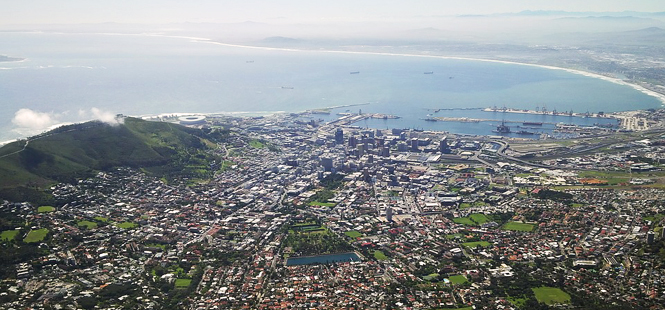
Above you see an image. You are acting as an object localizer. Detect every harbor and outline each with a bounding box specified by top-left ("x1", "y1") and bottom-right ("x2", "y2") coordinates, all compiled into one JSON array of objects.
[{"x1": 483, "y1": 106, "x2": 614, "y2": 118}]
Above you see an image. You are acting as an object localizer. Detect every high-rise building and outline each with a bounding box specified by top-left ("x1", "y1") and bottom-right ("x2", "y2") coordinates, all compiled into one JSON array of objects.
[
  {"x1": 381, "y1": 146, "x2": 390, "y2": 157},
  {"x1": 320, "y1": 157, "x2": 333, "y2": 172},
  {"x1": 411, "y1": 138, "x2": 419, "y2": 152},
  {"x1": 335, "y1": 128, "x2": 344, "y2": 145},
  {"x1": 348, "y1": 136, "x2": 358, "y2": 148},
  {"x1": 439, "y1": 137, "x2": 449, "y2": 153},
  {"x1": 357, "y1": 144, "x2": 365, "y2": 158},
  {"x1": 397, "y1": 142, "x2": 408, "y2": 152},
  {"x1": 386, "y1": 207, "x2": 393, "y2": 222},
  {"x1": 647, "y1": 231, "x2": 655, "y2": 244}
]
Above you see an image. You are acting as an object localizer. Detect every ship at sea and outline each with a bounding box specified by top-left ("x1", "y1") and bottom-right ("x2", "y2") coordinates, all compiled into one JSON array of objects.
[
  {"x1": 350, "y1": 71, "x2": 360, "y2": 74},
  {"x1": 424, "y1": 71, "x2": 434, "y2": 74},
  {"x1": 493, "y1": 120, "x2": 511, "y2": 133},
  {"x1": 522, "y1": 122, "x2": 543, "y2": 126}
]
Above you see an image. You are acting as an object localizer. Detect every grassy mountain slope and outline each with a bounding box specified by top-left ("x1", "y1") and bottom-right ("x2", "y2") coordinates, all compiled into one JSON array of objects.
[{"x1": 0, "y1": 117, "x2": 225, "y2": 203}]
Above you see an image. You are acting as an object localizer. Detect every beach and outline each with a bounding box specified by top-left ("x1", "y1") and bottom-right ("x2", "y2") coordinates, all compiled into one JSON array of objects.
[{"x1": 153, "y1": 33, "x2": 665, "y2": 106}]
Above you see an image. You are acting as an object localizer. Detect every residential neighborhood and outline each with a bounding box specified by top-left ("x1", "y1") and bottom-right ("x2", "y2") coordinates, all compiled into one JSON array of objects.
[{"x1": 2, "y1": 110, "x2": 665, "y2": 309}]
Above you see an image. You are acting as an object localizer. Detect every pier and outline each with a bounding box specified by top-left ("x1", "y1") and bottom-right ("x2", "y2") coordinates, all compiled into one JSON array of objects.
[
  {"x1": 424, "y1": 117, "x2": 563, "y2": 126},
  {"x1": 483, "y1": 107, "x2": 613, "y2": 119}
]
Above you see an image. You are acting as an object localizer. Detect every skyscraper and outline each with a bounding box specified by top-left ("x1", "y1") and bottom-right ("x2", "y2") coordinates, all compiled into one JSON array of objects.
[
  {"x1": 439, "y1": 137, "x2": 449, "y2": 153},
  {"x1": 335, "y1": 128, "x2": 344, "y2": 145}
]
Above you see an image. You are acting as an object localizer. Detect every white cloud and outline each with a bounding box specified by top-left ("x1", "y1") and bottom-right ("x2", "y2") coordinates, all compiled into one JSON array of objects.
[
  {"x1": 77, "y1": 107, "x2": 123, "y2": 125},
  {"x1": 11, "y1": 108, "x2": 58, "y2": 130},
  {"x1": 90, "y1": 107, "x2": 123, "y2": 125}
]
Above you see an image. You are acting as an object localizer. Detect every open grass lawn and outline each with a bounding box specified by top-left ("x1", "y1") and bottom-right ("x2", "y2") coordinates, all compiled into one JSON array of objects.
[
  {"x1": 453, "y1": 217, "x2": 475, "y2": 226},
  {"x1": 459, "y1": 203, "x2": 472, "y2": 209},
  {"x1": 24, "y1": 228, "x2": 48, "y2": 243},
  {"x1": 373, "y1": 250, "x2": 388, "y2": 261},
  {"x1": 344, "y1": 231, "x2": 362, "y2": 238},
  {"x1": 470, "y1": 213, "x2": 490, "y2": 224},
  {"x1": 532, "y1": 287, "x2": 571, "y2": 305},
  {"x1": 448, "y1": 275, "x2": 469, "y2": 285},
  {"x1": 578, "y1": 171, "x2": 632, "y2": 185},
  {"x1": 78, "y1": 220, "x2": 98, "y2": 229},
  {"x1": 462, "y1": 241, "x2": 490, "y2": 248},
  {"x1": 175, "y1": 278, "x2": 192, "y2": 288},
  {"x1": 503, "y1": 222, "x2": 535, "y2": 232},
  {"x1": 453, "y1": 213, "x2": 490, "y2": 226},
  {"x1": 115, "y1": 222, "x2": 138, "y2": 229},
  {"x1": 309, "y1": 201, "x2": 336, "y2": 207},
  {"x1": 38, "y1": 206, "x2": 55, "y2": 213},
  {"x1": 1, "y1": 230, "x2": 19, "y2": 241},
  {"x1": 249, "y1": 139, "x2": 266, "y2": 148},
  {"x1": 94, "y1": 216, "x2": 108, "y2": 222}
]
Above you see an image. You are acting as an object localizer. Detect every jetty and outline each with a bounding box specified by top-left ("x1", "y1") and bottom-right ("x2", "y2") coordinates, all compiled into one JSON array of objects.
[{"x1": 483, "y1": 107, "x2": 613, "y2": 119}]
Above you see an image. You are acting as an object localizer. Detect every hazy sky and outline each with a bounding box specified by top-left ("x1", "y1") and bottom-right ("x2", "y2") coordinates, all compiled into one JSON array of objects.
[{"x1": 2, "y1": 0, "x2": 664, "y2": 25}]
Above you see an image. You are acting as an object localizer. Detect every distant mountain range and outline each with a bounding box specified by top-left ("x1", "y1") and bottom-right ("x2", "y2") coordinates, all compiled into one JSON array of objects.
[
  {"x1": 491, "y1": 10, "x2": 665, "y2": 17},
  {"x1": 0, "y1": 55, "x2": 24, "y2": 62}
]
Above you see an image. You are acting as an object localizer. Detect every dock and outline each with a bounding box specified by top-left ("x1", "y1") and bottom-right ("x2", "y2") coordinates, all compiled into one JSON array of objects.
[{"x1": 483, "y1": 107, "x2": 613, "y2": 119}]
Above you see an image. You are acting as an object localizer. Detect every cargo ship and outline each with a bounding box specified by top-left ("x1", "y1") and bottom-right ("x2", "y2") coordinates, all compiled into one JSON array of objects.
[
  {"x1": 522, "y1": 122, "x2": 543, "y2": 126},
  {"x1": 424, "y1": 71, "x2": 434, "y2": 74},
  {"x1": 350, "y1": 71, "x2": 360, "y2": 74}
]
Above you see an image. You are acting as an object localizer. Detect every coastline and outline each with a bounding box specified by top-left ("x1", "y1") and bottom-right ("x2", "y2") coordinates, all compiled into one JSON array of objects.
[
  {"x1": 152, "y1": 34, "x2": 665, "y2": 107},
  {"x1": 1, "y1": 32, "x2": 663, "y2": 145}
]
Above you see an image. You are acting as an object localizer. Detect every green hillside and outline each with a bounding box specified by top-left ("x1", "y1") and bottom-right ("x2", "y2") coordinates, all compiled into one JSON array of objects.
[{"x1": 0, "y1": 117, "x2": 227, "y2": 204}]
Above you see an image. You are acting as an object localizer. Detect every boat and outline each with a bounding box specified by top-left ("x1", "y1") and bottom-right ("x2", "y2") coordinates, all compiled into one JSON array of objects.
[
  {"x1": 493, "y1": 120, "x2": 511, "y2": 133},
  {"x1": 423, "y1": 118, "x2": 438, "y2": 122},
  {"x1": 350, "y1": 71, "x2": 360, "y2": 74},
  {"x1": 522, "y1": 122, "x2": 542, "y2": 126},
  {"x1": 516, "y1": 130, "x2": 536, "y2": 135},
  {"x1": 424, "y1": 71, "x2": 434, "y2": 74},
  {"x1": 281, "y1": 86, "x2": 294, "y2": 89}
]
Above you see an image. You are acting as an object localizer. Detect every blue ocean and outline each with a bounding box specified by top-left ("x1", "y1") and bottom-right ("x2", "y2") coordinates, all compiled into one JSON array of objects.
[{"x1": 0, "y1": 32, "x2": 662, "y2": 142}]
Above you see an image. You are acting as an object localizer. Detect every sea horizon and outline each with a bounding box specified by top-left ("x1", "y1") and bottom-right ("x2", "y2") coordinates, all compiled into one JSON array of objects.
[{"x1": 0, "y1": 31, "x2": 662, "y2": 143}]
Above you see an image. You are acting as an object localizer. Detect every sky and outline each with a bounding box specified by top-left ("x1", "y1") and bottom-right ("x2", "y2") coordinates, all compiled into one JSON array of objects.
[{"x1": 2, "y1": 0, "x2": 664, "y2": 25}]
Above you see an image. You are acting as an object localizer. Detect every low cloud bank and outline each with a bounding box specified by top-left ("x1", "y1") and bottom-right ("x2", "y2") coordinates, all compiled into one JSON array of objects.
[
  {"x1": 12, "y1": 107, "x2": 123, "y2": 136},
  {"x1": 12, "y1": 108, "x2": 59, "y2": 130}
]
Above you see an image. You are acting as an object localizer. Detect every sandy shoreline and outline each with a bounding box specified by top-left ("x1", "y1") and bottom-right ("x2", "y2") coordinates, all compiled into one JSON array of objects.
[{"x1": 157, "y1": 34, "x2": 665, "y2": 107}]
